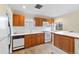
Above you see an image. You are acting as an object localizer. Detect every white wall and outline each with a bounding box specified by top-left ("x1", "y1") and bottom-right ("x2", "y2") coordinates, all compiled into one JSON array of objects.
[{"x1": 55, "y1": 10, "x2": 79, "y2": 32}]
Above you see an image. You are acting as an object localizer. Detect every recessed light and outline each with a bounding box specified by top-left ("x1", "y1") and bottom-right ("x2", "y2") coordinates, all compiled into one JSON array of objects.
[{"x1": 22, "y1": 5, "x2": 26, "y2": 9}]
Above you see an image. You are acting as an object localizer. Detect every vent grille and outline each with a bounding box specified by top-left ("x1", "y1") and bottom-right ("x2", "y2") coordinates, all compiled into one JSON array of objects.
[{"x1": 35, "y1": 4, "x2": 42, "y2": 9}]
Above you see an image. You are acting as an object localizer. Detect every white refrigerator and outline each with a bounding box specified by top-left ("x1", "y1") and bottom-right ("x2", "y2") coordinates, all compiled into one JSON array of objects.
[{"x1": 0, "y1": 16, "x2": 11, "y2": 54}]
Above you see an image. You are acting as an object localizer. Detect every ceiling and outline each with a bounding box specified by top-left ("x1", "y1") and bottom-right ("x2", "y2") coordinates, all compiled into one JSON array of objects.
[{"x1": 8, "y1": 4, "x2": 79, "y2": 17}]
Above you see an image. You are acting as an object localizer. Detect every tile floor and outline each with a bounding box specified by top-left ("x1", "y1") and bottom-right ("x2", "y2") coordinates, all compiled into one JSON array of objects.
[{"x1": 13, "y1": 42, "x2": 67, "y2": 54}]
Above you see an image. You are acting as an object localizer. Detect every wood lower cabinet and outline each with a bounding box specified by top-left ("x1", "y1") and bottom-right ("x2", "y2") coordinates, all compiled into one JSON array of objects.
[
  {"x1": 24, "y1": 33, "x2": 45, "y2": 48},
  {"x1": 54, "y1": 34, "x2": 74, "y2": 54},
  {"x1": 36, "y1": 33, "x2": 45, "y2": 44},
  {"x1": 24, "y1": 35, "x2": 31, "y2": 48},
  {"x1": 31, "y1": 34, "x2": 37, "y2": 47}
]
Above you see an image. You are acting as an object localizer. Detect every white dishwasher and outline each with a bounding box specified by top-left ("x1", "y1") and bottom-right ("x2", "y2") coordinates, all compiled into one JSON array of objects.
[{"x1": 12, "y1": 35, "x2": 24, "y2": 51}]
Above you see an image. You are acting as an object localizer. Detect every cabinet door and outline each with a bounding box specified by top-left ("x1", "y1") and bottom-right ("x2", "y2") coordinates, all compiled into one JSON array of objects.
[
  {"x1": 13, "y1": 14, "x2": 24, "y2": 26},
  {"x1": 62, "y1": 36, "x2": 74, "y2": 54},
  {"x1": 19, "y1": 15, "x2": 24, "y2": 26},
  {"x1": 31, "y1": 34, "x2": 37, "y2": 47},
  {"x1": 24, "y1": 35, "x2": 31, "y2": 48},
  {"x1": 40, "y1": 33, "x2": 45, "y2": 44},
  {"x1": 24, "y1": 33, "x2": 45, "y2": 48},
  {"x1": 37, "y1": 33, "x2": 45, "y2": 45},
  {"x1": 48, "y1": 18, "x2": 54, "y2": 24},
  {"x1": 24, "y1": 34, "x2": 37, "y2": 48},
  {"x1": 54, "y1": 34, "x2": 62, "y2": 49},
  {"x1": 13, "y1": 15, "x2": 19, "y2": 26},
  {"x1": 54, "y1": 34, "x2": 74, "y2": 54},
  {"x1": 34, "y1": 17, "x2": 43, "y2": 26}
]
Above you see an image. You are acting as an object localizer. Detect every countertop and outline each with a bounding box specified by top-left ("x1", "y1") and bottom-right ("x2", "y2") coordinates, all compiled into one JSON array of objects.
[
  {"x1": 11, "y1": 30, "x2": 79, "y2": 39},
  {"x1": 11, "y1": 31, "x2": 44, "y2": 36},
  {"x1": 51, "y1": 31, "x2": 79, "y2": 39}
]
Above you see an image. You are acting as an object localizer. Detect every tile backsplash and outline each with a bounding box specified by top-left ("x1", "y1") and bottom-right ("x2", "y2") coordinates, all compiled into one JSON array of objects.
[
  {"x1": 25, "y1": 20, "x2": 44, "y2": 33},
  {"x1": 13, "y1": 26, "x2": 25, "y2": 34}
]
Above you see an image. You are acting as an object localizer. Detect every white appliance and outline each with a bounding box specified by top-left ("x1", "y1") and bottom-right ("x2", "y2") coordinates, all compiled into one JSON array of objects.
[
  {"x1": 43, "y1": 21, "x2": 54, "y2": 43},
  {"x1": 12, "y1": 27, "x2": 25, "y2": 50},
  {"x1": 45, "y1": 31, "x2": 51, "y2": 42},
  {"x1": 0, "y1": 16, "x2": 10, "y2": 54},
  {"x1": 75, "y1": 39, "x2": 79, "y2": 54},
  {"x1": 43, "y1": 27, "x2": 51, "y2": 42},
  {"x1": 13, "y1": 35, "x2": 24, "y2": 50}
]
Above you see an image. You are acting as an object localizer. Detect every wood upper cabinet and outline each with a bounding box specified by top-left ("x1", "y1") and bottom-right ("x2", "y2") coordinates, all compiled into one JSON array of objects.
[
  {"x1": 13, "y1": 14, "x2": 25, "y2": 26},
  {"x1": 34, "y1": 17, "x2": 43, "y2": 26},
  {"x1": 13, "y1": 15, "x2": 18, "y2": 26},
  {"x1": 24, "y1": 33, "x2": 45, "y2": 48},
  {"x1": 34, "y1": 16, "x2": 54, "y2": 26},
  {"x1": 54, "y1": 34, "x2": 74, "y2": 54},
  {"x1": 19, "y1": 15, "x2": 25, "y2": 26},
  {"x1": 48, "y1": 18, "x2": 54, "y2": 24}
]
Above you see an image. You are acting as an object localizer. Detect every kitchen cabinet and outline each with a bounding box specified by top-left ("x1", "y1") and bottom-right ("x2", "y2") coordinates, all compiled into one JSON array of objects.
[
  {"x1": 48, "y1": 18, "x2": 54, "y2": 24},
  {"x1": 13, "y1": 14, "x2": 25, "y2": 26},
  {"x1": 54, "y1": 34, "x2": 61, "y2": 49},
  {"x1": 24, "y1": 33, "x2": 45, "y2": 48},
  {"x1": 34, "y1": 16, "x2": 54, "y2": 26},
  {"x1": 24, "y1": 34, "x2": 37, "y2": 48},
  {"x1": 36, "y1": 33, "x2": 45, "y2": 44},
  {"x1": 31, "y1": 34, "x2": 37, "y2": 47},
  {"x1": 62, "y1": 36, "x2": 74, "y2": 53},
  {"x1": 34, "y1": 17, "x2": 43, "y2": 26},
  {"x1": 24, "y1": 35, "x2": 32, "y2": 48},
  {"x1": 54, "y1": 34, "x2": 74, "y2": 54}
]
